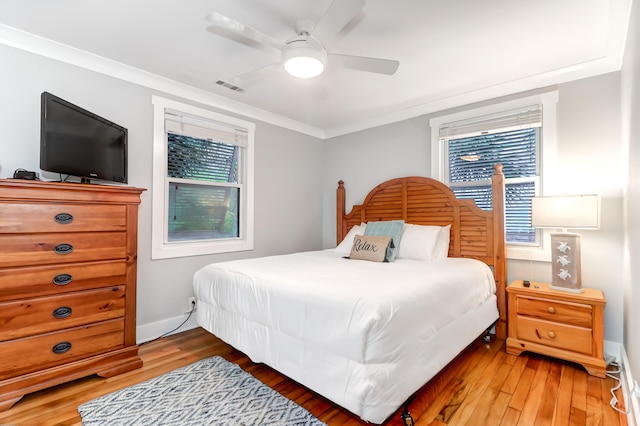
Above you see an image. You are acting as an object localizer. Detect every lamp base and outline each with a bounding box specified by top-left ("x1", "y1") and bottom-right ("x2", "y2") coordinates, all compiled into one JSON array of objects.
[
  {"x1": 549, "y1": 284, "x2": 585, "y2": 294},
  {"x1": 550, "y1": 232, "x2": 582, "y2": 292}
]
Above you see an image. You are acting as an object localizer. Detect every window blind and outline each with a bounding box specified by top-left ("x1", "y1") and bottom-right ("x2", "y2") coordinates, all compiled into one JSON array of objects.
[
  {"x1": 167, "y1": 134, "x2": 238, "y2": 183},
  {"x1": 451, "y1": 180, "x2": 536, "y2": 243},
  {"x1": 448, "y1": 128, "x2": 538, "y2": 182},
  {"x1": 165, "y1": 110, "x2": 248, "y2": 148},
  {"x1": 439, "y1": 105, "x2": 542, "y2": 141},
  {"x1": 446, "y1": 126, "x2": 539, "y2": 245}
]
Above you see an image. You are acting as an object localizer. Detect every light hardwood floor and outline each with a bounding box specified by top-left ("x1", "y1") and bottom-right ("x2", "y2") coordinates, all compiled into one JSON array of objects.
[{"x1": 0, "y1": 327, "x2": 628, "y2": 426}]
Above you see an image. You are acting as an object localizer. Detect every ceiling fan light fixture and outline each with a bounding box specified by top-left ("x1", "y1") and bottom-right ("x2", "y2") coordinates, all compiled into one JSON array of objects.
[{"x1": 283, "y1": 40, "x2": 327, "y2": 79}]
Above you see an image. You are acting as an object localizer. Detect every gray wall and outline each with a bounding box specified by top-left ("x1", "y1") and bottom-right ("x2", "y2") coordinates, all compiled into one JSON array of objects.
[
  {"x1": 622, "y1": 0, "x2": 640, "y2": 402},
  {"x1": 322, "y1": 73, "x2": 625, "y2": 347},
  {"x1": 0, "y1": 43, "x2": 324, "y2": 340}
]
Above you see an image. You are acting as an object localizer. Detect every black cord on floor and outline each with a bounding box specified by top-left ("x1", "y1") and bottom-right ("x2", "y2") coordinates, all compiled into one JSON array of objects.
[{"x1": 140, "y1": 303, "x2": 196, "y2": 346}]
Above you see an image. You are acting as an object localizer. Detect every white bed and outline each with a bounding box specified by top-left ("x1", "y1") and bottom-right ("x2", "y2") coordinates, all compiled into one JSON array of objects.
[
  {"x1": 194, "y1": 250, "x2": 498, "y2": 423},
  {"x1": 193, "y1": 168, "x2": 507, "y2": 424}
]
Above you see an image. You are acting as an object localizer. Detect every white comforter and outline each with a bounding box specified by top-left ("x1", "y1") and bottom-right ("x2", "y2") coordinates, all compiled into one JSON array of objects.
[{"x1": 193, "y1": 250, "x2": 497, "y2": 423}]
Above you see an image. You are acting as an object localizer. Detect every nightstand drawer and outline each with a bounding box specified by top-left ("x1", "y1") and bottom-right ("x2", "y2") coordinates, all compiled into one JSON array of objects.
[
  {"x1": 0, "y1": 286, "x2": 126, "y2": 341},
  {"x1": 516, "y1": 296, "x2": 592, "y2": 327},
  {"x1": 0, "y1": 319, "x2": 125, "y2": 381},
  {"x1": 516, "y1": 316, "x2": 593, "y2": 355}
]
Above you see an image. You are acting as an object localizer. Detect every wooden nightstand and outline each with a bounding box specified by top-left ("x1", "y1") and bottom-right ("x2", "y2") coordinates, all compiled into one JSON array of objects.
[{"x1": 506, "y1": 280, "x2": 606, "y2": 378}]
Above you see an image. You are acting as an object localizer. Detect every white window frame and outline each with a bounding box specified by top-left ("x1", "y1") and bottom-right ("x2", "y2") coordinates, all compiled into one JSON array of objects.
[
  {"x1": 151, "y1": 96, "x2": 255, "y2": 259},
  {"x1": 430, "y1": 91, "x2": 559, "y2": 261}
]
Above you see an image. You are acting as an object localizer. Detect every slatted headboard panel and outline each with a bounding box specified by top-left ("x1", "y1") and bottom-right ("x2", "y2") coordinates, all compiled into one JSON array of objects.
[{"x1": 336, "y1": 164, "x2": 507, "y2": 339}]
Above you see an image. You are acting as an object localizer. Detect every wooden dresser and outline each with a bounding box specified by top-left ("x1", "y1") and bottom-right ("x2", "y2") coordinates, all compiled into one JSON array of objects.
[
  {"x1": 0, "y1": 179, "x2": 145, "y2": 410},
  {"x1": 506, "y1": 280, "x2": 606, "y2": 378}
]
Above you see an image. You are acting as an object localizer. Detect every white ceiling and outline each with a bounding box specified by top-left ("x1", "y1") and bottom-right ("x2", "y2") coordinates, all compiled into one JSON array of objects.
[{"x1": 0, "y1": 0, "x2": 631, "y2": 138}]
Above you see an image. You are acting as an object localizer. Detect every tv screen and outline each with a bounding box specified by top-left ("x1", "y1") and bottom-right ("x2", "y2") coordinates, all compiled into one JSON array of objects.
[{"x1": 40, "y1": 92, "x2": 128, "y2": 184}]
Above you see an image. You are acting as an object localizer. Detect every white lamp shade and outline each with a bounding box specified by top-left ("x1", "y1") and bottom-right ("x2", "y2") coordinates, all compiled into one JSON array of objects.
[{"x1": 531, "y1": 194, "x2": 600, "y2": 229}]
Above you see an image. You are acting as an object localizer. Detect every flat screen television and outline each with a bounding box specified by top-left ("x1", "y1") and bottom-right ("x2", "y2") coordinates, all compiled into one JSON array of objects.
[{"x1": 40, "y1": 92, "x2": 128, "y2": 184}]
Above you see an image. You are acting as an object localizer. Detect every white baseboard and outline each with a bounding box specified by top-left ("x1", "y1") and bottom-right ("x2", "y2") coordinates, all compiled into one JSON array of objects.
[
  {"x1": 621, "y1": 345, "x2": 640, "y2": 426},
  {"x1": 136, "y1": 312, "x2": 199, "y2": 344}
]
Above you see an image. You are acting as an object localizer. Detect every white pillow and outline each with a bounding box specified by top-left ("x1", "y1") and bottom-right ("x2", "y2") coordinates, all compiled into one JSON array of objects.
[
  {"x1": 335, "y1": 223, "x2": 367, "y2": 255},
  {"x1": 397, "y1": 224, "x2": 451, "y2": 261},
  {"x1": 432, "y1": 224, "x2": 452, "y2": 260}
]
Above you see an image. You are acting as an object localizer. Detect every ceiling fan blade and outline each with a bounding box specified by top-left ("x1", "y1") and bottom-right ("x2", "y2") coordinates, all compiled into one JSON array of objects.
[
  {"x1": 311, "y1": 0, "x2": 365, "y2": 44},
  {"x1": 205, "y1": 12, "x2": 285, "y2": 52},
  {"x1": 329, "y1": 54, "x2": 399, "y2": 75},
  {"x1": 223, "y1": 62, "x2": 281, "y2": 90}
]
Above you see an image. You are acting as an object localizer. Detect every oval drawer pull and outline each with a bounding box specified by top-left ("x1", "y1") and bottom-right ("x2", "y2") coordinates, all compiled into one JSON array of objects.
[
  {"x1": 548, "y1": 331, "x2": 556, "y2": 339},
  {"x1": 547, "y1": 307, "x2": 556, "y2": 314},
  {"x1": 54, "y1": 243, "x2": 74, "y2": 255},
  {"x1": 52, "y1": 306, "x2": 72, "y2": 319},
  {"x1": 53, "y1": 274, "x2": 73, "y2": 286},
  {"x1": 54, "y1": 213, "x2": 74, "y2": 224},
  {"x1": 52, "y1": 341, "x2": 72, "y2": 354}
]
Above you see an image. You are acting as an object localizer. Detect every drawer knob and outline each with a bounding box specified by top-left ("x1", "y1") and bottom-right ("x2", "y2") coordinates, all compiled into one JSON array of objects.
[
  {"x1": 53, "y1": 274, "x2": 73, "y2": 286},
  {"x1": 53, "y1": 306, "x2": 72, "y2": 319},
  {"x1": 547, "y1": 307, "x2": 556, "y2": 314},
  {"x1": 54, "y1": 213, "x2": 74, "y2": 224},
  {"x1": 548, "y1": 331, "x2": 556, "y2": 339},
  {"x1": 52, "y1": 341, "x2": 72, "y2": 354},
  {"x1": 54, "y1": 243, "x2": 74, "y2": 255}
]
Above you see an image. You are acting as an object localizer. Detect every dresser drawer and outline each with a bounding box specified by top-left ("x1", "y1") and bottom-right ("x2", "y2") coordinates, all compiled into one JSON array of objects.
[
  {"x1": 0, "y1": 286, "x2": 125, "y2": 341},
  {"x1": 516, "y1": 296, "x2": 592, "y2": 328},
  {"x1": 0, "y1": 203, "x2": 127, "y2": 233},
  {"x1": 515, "y1": 316, "x2": 593, "y2": 355},
  {"x1": 0, "y1": 232, "x2": 127, "y2": 267},
  {"x1": 0, "y1": 319, "x2": 125, "y2": 380},
  {"x1": 0, "y1": 260, "x2": 126, "y2": 301}
]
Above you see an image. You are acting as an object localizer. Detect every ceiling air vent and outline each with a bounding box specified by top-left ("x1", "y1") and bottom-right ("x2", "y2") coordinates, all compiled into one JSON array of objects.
[{"x1": 215, "y1": 80, "x2": 244, "y2": 93}]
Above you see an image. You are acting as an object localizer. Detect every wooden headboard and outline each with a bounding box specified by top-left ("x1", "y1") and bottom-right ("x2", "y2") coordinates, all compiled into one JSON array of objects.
[{"x1": 336, "y1": 164, "x2": 507, "y2": 339}]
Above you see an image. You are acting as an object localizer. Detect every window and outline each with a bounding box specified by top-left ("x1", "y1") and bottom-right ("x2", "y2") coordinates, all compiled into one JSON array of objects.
[
  {"x1": 445, "y1": 107, "x2": 541, "y2": 244},
  {"x1": 152, "y1": 96, "x2": 255, "y2": 259},
  {"x1": 430, "y1": 92, "x2": 558, "y2": 258}
]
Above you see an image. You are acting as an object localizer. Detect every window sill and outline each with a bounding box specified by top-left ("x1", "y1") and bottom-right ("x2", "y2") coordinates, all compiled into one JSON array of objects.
[
  {"x1": 507, "y1": 245, "x2": 548, "y2": 261},
  {"x1": 151, "y1": 239, "x2": 253, "y2": 260}
]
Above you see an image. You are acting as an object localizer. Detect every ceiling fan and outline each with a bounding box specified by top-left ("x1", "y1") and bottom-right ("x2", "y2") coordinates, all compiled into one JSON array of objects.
[{"x1": 205, "y1": 0, "x2": 399, "y2": 91}]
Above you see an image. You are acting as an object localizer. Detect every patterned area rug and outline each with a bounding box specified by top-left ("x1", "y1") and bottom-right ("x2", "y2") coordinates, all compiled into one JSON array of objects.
[{"x1": 78, "y1": 356, "x2": 326, "y2": 425}]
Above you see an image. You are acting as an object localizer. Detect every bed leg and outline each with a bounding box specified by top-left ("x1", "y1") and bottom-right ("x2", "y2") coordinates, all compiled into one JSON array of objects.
[
  {"x1": 483, "y1": 320, "x2": 498, "y2": 347},
  {"x1": 400, "y1": 400, "x2": 415, "y2": 426}
]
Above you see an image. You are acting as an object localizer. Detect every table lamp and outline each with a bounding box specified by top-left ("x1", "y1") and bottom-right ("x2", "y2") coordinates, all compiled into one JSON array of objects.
[{"x1": 531, "y1": 194, "x2": 600, "y2": 293}]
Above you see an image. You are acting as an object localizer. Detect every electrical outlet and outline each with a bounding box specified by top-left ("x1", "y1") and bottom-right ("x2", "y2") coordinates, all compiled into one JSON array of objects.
[{"x1": 186, "y1": 297, "x2": 197, "y2": 314}]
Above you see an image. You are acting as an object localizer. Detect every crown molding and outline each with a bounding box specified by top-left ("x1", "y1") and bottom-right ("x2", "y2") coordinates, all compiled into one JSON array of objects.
[{"x1": 324, "y1": 54, "x2": 622, "y2": 139}]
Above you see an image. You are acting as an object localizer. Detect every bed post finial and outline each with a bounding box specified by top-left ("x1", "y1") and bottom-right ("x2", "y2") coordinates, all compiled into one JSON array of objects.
[
  {"x1": 492, "y1": 163, "x2": 507, "y2": 340},
  {"x1": 337, "y1": 181, "x2": 346, "y2": 245}
]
